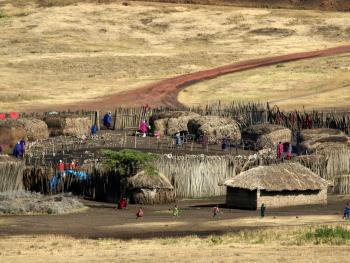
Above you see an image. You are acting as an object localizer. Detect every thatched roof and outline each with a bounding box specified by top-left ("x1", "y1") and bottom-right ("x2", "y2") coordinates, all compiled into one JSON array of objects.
[
  {"x1": 224, "y1": 163, "x2": 327, "y2": 191},
  {"x1": 300, "y1": 128, "x2": 344, "y2": 142},
  {"x1": 127, "y1": 170, "x2": 174, "y2": 190},
  {"x1": 242, "y1": 124, "x2": 291, "y2": 149}
]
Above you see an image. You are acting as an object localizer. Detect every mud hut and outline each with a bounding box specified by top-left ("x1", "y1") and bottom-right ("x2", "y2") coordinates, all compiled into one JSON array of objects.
[
  {"x1": 44, "y1": 116, "x2": 91, "y2": 137},
  {"x1": 224, "y1": 163, "x2": 327, "y2": 209},
  {"x1": 187, "y1": 116, "x2": 241, "y2": 144},
  {"x1": 127, "y1": 170, "x2": 175, "y2": 205},
  {"x1": 151, "y1": 111, "x2": 200, "y2": 136},
  {"x1": 242, "y1": 124, "x2": 291, "y2": 150},
  {"x1": 0, "y1": 155, "x2": 24, "y2": 192}
]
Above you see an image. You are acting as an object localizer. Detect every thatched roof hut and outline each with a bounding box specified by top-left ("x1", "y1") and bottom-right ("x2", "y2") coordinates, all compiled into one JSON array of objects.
[
  {"x1": 187, "y1": 115, "x2": 241, "y2": 144},
  {"x1": 151, "y1": 111, "x2": 200, "y2": 136},
  {"x1": 224, "y1": 163, "x2": 327, "y2": 209},
  {"x1": 127, "y1": 170, "x2": 175, "y2": 204},
  {"x1": 44, "y1": 116, "x2": 91, "y2": 137},
  {"x1": 242, "y1": 124, "x2": 291, "y2": 150},
  {"x1": 300, "y1": 128, "x2": 349, "y2": 153},
  {"x1": 0, "y1": 118, "x2": 49, "y2": 141}
]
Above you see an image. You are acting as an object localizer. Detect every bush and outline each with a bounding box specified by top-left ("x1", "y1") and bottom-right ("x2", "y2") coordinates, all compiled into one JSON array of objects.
[
  {"x1": 101, "y1": 149, "x2": 157, "y2": 176},
  {"x1": 36, "y1": 0, "x2": 78, "y2": 7},
  {"x1": 304, "y1": 226, "x2": 350, "y2": 245}
]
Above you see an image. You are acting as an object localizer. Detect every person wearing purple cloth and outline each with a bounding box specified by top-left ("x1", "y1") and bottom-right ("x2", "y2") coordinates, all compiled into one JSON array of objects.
[{"x1": 20, "y1": 138, "x2": 26, "y2": 156}]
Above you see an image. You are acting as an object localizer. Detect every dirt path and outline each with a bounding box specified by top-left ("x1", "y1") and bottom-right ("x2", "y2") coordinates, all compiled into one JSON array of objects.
[
  {"x1": 0, "y1": 195, "x2": 347, "y2": 239},
  {"x1": 36, "y1": 44, "x2": 350, "y2": 111}
]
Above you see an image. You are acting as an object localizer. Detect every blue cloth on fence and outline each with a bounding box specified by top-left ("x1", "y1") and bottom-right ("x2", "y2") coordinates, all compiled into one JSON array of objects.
[{"x1": 66, "y1": 170, "x2": 89, "y2": 181}]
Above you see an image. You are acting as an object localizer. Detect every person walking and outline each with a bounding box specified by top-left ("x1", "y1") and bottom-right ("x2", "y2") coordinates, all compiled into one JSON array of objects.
[
  {"x1": 175, "y1": 131, "x2": 182, "y2": 147},
  {"x1": 343, "y1": 203, "x2": 350, "y2": 220},
  {"x1": 286, "y1": 142, "x2": 292, "y2": 160},
  {"x1": 136, "y1": 207, "x2": 144, "y2": 219},
  {"x1": 213, "y1": 204, "x2": 220, "y2": 218},
  {"x1": 260, "y1": 203, "x2": 266, "y2": 218},
  {"x1": 172, "y1": 204, "x2": 179, "y2": 217},
  {"x1": 12, "y1": 141, "x2": 22, "y2": 159},
  {"x1": 103, "y1": 112, "x2": 112, "y2": 130}
]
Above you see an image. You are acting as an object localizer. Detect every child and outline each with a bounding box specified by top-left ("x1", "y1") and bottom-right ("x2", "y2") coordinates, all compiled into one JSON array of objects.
[
  {"x1": 172, "y1": 205, "x2": 179, "y2": 217},
  {"x1": 260, "y1": 203, "x2": 266, "y2": 218},
  {"x1": 213, "y1": 204, "x2": 220, "y2": 218},
  {"x1": 136, "y1": 207, "x2": 144, "y2": 219}
]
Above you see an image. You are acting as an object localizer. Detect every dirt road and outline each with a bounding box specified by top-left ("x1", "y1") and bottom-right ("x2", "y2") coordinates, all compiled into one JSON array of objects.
[{"x1": 46, "y1": 44, "x2": 350, "y2": 111}]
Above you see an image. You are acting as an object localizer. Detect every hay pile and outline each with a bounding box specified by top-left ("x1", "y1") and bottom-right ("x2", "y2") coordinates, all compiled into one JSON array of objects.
[
  {"x1": 0, "y1": 155, "x2": 24, "y2": 192},
  {"x1": 44, "y1": 116, "x2": 91, "y2": 137},
  {"x1": 224, "y1": 162, "x2": 327, "y2": 191},
  {"x1": 300, "y1": 128, "x2": 349, "y2": 153},
  {"x1": 0, "y1": 118, "x2": 48, "y2": 141},
  {"x1": 152, "y1": 111, "x2": 199, "y2": 136},
  {"x1": 0, "y1": 126, "x2": 26, "y2": 154},
  {"x1": 242, "y1": 124, "x2": 291, "y2": 149},
  {"x1": 187, "y1": 116, "x2": 241, "y2": 144},
  {"x1": 127, "y1": 170, "x2": 175, "y2": 204},
  {"x1": 0, "y1": 191, "x2": 85, "y2": 215}
]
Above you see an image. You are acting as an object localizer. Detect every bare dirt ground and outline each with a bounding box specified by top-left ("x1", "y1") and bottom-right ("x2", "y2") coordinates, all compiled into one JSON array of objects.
[
  {"x1": 1, "y1": 1, "x2": 350, "y2": 111},
  {"x1": 0, "y1": 195, "x2": 350, "y2": 262},
  {"x1": 0, "y1": 195, "x2": 349, "y2": 239}
]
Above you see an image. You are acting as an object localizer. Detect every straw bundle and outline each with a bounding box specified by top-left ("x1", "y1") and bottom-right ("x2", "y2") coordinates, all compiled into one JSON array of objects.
[
  {"x1": 0, "y1": 156, "x2": 24, "y2": 192},
  {"x1": 224, "y1": 163, "x2": 327, "y2": 191},
  {"x1": 44, "y1": 116, "x2": 91, "y2": 137},
  {"x1": 188, "y1": 116, "x2": 241, "y2": 144},
  {"x1": 242, "y1": 124, "x2": 291, "y2": 150}
]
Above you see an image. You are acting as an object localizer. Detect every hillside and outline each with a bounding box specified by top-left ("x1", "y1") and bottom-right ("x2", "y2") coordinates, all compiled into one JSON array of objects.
[{"x1": 0, "y1": 1, "x2": 349, "y2": 111}]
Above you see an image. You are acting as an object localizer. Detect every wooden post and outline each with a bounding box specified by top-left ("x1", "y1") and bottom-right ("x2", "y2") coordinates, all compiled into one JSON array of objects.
[
  {"x1": 134, "y1": 134, "x2": 137, "y2": 149},
  {"x1": 113, "y1": 108, "x2": 118, "y2": 130},
  {"x1": 95, "y1": 111, "x2": 100, "y2": 130}
]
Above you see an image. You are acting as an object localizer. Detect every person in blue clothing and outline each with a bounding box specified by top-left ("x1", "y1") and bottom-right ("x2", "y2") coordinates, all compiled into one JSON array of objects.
[
  {"x1": 103, "y1": 112, "x2": 112, "y2": 129},
  {"x1": 175, "y1": 131, "x2": 182, "y2": 146},
  {"x1": 13, "y1": 141, "x2": 22, "y2": 158},
  {"x1": 91, "y1": 124, "x2": 97, "y2": 135},
  {"x1": 343, "y1": 203, "x2": 350, "y2": 220}
]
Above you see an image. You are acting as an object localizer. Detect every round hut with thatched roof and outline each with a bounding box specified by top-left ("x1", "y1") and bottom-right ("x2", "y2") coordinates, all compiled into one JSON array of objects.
[
  {"x1": 242, "y1": 123, "x2": 291, "y2": 150},
  {"x1": 127, "y1": 170, "x2": 175, "y2": 205},
  {"x1": 224, "y1": 163, "x2": 327, "y2": 210}
]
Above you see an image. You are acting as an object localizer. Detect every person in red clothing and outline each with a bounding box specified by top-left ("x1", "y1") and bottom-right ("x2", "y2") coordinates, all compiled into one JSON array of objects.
[
  {"x1": 117, "y1": 198, "x2": 128, "y2": 209},
  {"x1": 277, "y1": 142, "x2": 284, "y2": 159},
  {"x1": 57, "y1": 160, "x2": 65, "y2": 177},
  {"x1": 136, "y1": 207, "x2": 144, "y2": 219}
]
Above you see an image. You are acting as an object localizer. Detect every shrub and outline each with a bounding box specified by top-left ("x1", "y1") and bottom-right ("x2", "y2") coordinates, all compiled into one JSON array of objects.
[
  {"x1": 0, "y1": 8, "x2": 6, "y2": 18},
  {"x1": 304, "y1": 226, "x2": 350, "y2": 245}
]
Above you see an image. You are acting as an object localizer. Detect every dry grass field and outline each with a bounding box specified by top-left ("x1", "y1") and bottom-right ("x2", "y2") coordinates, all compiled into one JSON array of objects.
[
  {"x1": 1, "y1": 1, "x2": 350, "y2": 111},
  {"x1": 1, "y1": 226, "x2": 350, "y2": 263},
  {"x1": 178, "y1": 53, "x2": 350, "y2": 110}
]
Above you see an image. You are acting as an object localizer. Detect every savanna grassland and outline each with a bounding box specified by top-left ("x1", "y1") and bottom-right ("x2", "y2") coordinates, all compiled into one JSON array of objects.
[
  {"x1": 1, "y1": 225, "x2": 350, "y2": 263},
  {"x1": 0, "y1": 0, "x2": 350, "y2": 111}
]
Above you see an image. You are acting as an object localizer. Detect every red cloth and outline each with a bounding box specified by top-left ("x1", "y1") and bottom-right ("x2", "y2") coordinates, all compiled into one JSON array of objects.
[
  {"x1": 58, "y1": 162, "x2": 65, "y2": 172},
  {"x1": 0, "y1": 113, "x2": 5, "y2": 120},
  {"x1": 277, "y1": 144, "x2": 284, "y2": 158},
  {"x1": 9, "y1": 112, "x2": 19, "y2": 119}
]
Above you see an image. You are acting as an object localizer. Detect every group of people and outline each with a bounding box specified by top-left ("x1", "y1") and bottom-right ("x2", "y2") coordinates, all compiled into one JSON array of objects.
[
  {"x1": 57, "y1": 159, "x2": 78, "y2": 177},
  {"x1": 277, "y1": 141, "x2": 293, "y2": 160}
]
